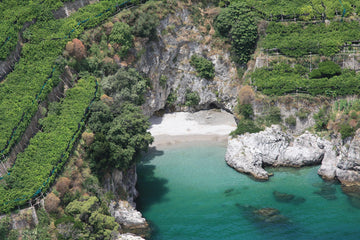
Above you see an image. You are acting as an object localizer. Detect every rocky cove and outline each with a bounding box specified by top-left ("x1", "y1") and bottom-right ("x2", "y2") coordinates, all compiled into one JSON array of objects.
[{"x1": 2, "y1": 1, "x2": 360, "y2": 239}]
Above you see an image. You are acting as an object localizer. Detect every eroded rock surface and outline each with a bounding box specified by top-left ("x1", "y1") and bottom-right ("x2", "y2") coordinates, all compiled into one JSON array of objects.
[
  {"x1": 109, "y1": 200, "x2": 150, "y2": 239},
  {"x1": 226, "y1": 125, "x2": 335, "y2": 180},
  {"x1": 137, "y1": 9, "x2": 238, "y2": 116}
]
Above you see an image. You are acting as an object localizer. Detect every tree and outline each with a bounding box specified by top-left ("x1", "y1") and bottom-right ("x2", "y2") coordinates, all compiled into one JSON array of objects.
[
  {"x1": 55, "y1": 177, "x2": 71, "y2": 197},
  {"x1": 102, "y1": 68, "x2": 148, "y2": 107},
  {"x1": 89, "y1": 103, "x2": 153, "y2": 174},
  {"x1": 132, "y1": 12, "x2": 159, "y2": 40},
  {"x1": 72, "y1": 39, "x2": 87, "y2": 60},
  {"x1": 109, "y1": 22, "x2": 133, "y2": 57},
  {"x1": 66, "y1": 38, "x2": 87, "y2": 60},
  {"x1": 45, "y1": 193, "x2": 60, "y2": 213},
  {"x1": 214, "y1": 2, "x2": 258, "y2": 64}
]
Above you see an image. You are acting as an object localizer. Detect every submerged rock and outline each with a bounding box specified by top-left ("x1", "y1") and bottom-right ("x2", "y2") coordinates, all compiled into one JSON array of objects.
[
  {"x1": 342, "y1": 185, "x2": 360, "y2": 209},
  {"x1": 273, "y1": 191, "x2": 295, "y2": 203},
  {"x1": 224, "y1": 188, "x2": 234, "y2": 194},
  {"x1": 273, "y1": 191, "x2": 306, "y2": 205},
  {"x1": 226, "y1": 125, "x2": 332, "y2": 180},
  {"x1": 236, "y1": 204, "x2": 290, "y2": 225},
  {"x1": 313, "y1": 182, "x2": 337, "y2": 200}
]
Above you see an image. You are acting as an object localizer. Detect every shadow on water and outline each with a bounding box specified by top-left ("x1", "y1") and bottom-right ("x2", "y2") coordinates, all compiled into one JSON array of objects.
[{"x1": 136, "y1": 149, "x2": 169, "y2": 213}]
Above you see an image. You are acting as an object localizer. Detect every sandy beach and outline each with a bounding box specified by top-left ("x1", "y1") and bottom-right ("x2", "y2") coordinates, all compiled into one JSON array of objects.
[{"x1": 148, "y1": 109, "x2": 237, "y2": 148}]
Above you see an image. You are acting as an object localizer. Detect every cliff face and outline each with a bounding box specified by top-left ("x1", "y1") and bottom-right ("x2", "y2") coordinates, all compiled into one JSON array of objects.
[
  {"x1": 226, "y1": 124, "x2": 360, "y2": 186},
  {"x1": 225, "y1": 125, "x2": 333, "y2": 180},
  {"x1": 136, "y1": 8, "x2": 239, "y2": 116}
]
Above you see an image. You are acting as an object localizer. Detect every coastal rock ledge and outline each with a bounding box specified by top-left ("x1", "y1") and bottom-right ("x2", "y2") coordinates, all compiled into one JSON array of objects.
[{"x1": 225, "y1": 125, "x2": 337, "y2": 180}]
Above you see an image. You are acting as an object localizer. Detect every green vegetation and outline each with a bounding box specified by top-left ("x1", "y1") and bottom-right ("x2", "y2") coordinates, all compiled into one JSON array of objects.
[
  {"x1": 190, "y1": 55, "x2": 215, "y2": 80},
  {"x1": 185, "y1": 89, "x2": 201, "y2": 107},
  {"x1": 230, "y1": 120, "x2": 263, "y2": 137},
  {"x1": 61, "y1": 196, "x2": 118, "y2": 239},
  {"x1": 0, "y1": 76, "x2": 96, "y2": 212},
  {"x1": 236, "y1": 103, "x2": 254, "y2": 120},
  {"x1": 214, "y1": 1, "x2": 258, "y2": 64},
  {"x1": 262, "y1": 21, "x2": 360, "y2": 57},
  {"x1": 224, "y1": 0, "x2": 358, "y2": 20},
  {"x1": 285, "y1": 115, "x2": 297, "y2": 127},
  {"x1": 309, "y1": 60, "x2": 341, "y2": 79},
  {"x1": 166, "y1": 90, "x2": 177, "y2": 107},
  {"x1": 88, "y1": 102, "x2": 153, "y2": 175},
  {"x1": 0, "y1": 0, "x2": 71, "y2": 59},
  {"x1": 102, "y1": 68, "x2": 149, "y2": 106},
  {"x1": 0, "y1": 0, "x2": 138, "y2": 158},
  {"x1": 252, "y1": 62, "x2": 360, "y2": 96},
  {"x1": 88, "y1": 68, "x2": 153, "y2": 176},
  {"x1": 314, "y1": 106, "x2": 330, "y2": 131},
  {"x1": 109, "y1": 22, "x2": 133, "y2": 57},
  {"x1": 159, "y1": 75, "x2": 168, "y2": 88},
  {"x1": 296, "y1": 108, "x2": 311, "y2": 120},
  {"x1": 339, "y1": 124, "x2": 355, "y2": 140},
  {"x1": 131, "y1": 12, "x2": 160, "y2": 40}
]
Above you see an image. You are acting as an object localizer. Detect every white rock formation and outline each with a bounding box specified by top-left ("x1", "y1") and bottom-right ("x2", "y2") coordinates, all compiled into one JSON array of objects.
[{"x1": 226, "y1": 125, "x2": 336, "y2": 180}]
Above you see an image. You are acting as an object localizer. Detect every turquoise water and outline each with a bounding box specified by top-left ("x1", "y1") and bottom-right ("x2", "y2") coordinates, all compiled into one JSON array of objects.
[{"x1": 137, "y1": 142, "x2": 360, "y2": 240}]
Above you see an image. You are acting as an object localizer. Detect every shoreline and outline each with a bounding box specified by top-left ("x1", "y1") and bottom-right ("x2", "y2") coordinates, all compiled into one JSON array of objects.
[{"x1": 148, "y1": 110, "x2": 237, "y2": 149}]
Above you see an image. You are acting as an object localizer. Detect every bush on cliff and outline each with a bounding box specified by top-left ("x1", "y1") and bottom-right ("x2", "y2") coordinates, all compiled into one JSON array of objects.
[{"x1": 190, "y1": 55, "x2": 215, "y2": 80}]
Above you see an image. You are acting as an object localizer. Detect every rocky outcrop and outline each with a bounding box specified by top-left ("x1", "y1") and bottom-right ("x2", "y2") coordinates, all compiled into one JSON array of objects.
[
  {"x1": 137, "y1": 9, "x2": 238, "y2": 116},
  {"x1": 104, "y1": 166, "x2": 149, "y2": 238},
  {"x1": 226, "y1": 125, "x2": 360, "y2": 186},
  {"x1": 103, "y1": 165, "x2": 139, "y2": 206},
  {"x1": 225, "y1": 125, "x2": 335, "y2": 180},
  {"x1": 334, "y1": 129, "x2": 360, "y2": 186},
  {"x1": 110, "y1": 200, "x2": 150, "y2": 239},
  {"x1": 117, "y1": 233, "x2": 145, "y2": 240}
]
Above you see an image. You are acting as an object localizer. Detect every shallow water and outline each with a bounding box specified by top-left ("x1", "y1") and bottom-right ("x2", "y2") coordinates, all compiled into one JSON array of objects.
[{"x1": 136, "y1": 142, "x2": 360, "y2": 240}]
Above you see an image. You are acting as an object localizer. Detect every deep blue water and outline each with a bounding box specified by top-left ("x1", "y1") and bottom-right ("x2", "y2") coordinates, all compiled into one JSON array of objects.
[{"x1": 136, "y1": 142, "x2": 360, "y2": 240}]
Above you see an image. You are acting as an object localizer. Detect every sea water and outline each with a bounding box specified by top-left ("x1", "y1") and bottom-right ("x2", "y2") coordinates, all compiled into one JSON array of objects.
[{"x1": 136, "y1": 142, "x2": 360, "y2": 240}]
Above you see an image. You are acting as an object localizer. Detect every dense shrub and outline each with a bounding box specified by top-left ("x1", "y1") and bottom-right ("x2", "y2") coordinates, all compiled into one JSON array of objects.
[
  {"x1": 102, "y1": 68, "x2": 149, "y2": 106},
  {"x1": 214, "y1": 2, "x2": 258, "y2": 64},
  {"x1": 230, "y1": 120, "x2": 263, "y2": 136},
  {"x1": 185, "y1": 90, "x2": 200, "y2": 107},
  {"x1": 252, "y1": 62, "x2": 360, "y2": 96},
  {"x1": 132, "y1": 12, "x2": 159, "y2": 40},
  {"x1": 88, "y1": 103, "x2": 153, "y2": 174},
  {"x1": 237, "y1": 103, "x2": 253, "y2": 119},
  {"x1": 310, "y1": 61, "x2": 341, "y2": 79},
  {"x1": 285, "y1": 115, "x2": 297, "y2": 127},
  {"x1": 340, "y1": 124, "x2": 355, "y2": 140},
  {"x1": 109, "y1": 22, "x2": 133, "y2": 56},
  {"x1": 314, "y1": 107, "x2": 330, "y2": 131},
  {"x1": 190, "y1": 55, "x2": 215, "y2": 80},
  {"x1": 296, "y1": 108, "x2": 310, "y2": 120},
  {"x1": 265, "y1": 106, "x2": 282, "y2": 124},
  {"x1": 45, "y1": 193, "x2": 61, "y2": 213},
  {"x1": 262, "y1": 21, "x2": 360, "y2": 57}
]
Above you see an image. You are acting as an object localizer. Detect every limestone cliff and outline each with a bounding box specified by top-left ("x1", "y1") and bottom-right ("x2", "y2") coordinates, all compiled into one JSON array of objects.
[
  {"x1": 136, "y1": 8, "x2": 239, "y2": 116},
  {"x1": 226, "y1": 124, "x2": 360, "y2": 186}
]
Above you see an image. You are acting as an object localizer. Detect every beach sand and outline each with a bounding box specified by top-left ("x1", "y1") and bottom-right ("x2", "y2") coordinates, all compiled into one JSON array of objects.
[{"x1": 148, "y1": 109, "x2": 237, "y2": 148}]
